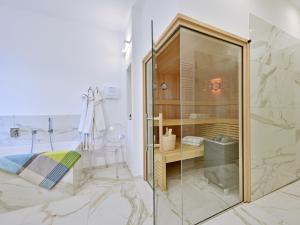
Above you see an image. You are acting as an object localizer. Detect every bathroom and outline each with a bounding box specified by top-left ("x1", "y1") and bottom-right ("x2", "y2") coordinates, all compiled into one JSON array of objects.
[
  {"x1": 1, "y1": 0, "x2": 300, "y2": 225},
  {"x1": 0, "y1": 0, "x2": 136, "y2": 222}
]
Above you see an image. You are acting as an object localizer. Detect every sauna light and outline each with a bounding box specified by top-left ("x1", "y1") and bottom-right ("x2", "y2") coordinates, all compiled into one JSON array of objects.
[
  {"x1": 160, "y1": 82, "x2": 168, "y2": 90},
  {"x1": 209, "y1": 78, "x2": 222, "y2": 96}
]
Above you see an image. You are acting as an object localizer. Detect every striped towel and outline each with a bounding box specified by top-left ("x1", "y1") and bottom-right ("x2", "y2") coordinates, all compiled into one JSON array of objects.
[{"x1": 0, "y1": 150, "x2": 81, "y2": 190}]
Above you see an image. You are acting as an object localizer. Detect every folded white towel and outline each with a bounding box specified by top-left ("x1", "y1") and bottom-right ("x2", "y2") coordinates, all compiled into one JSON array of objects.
[
  {"x1": 78, "y1": 95, "x2": 88, "y2": 133},
  {"x1": 182, "y1": 136, "x2": 204, "y2": 146},
  {"x1": 182, "y1": 141, "x2": 202, "y2": 146}
]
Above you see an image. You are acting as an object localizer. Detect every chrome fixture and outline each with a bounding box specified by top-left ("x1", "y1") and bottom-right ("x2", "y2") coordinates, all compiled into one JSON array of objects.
[
  {"x1": 48, "y1": 117, "x2": 53, "y2": 133},
  {"x1": 10, "y1": 128, "x2": 20, "y2": 138},
  {"x1": 31, "y1": 130, "x2": 37, "y2": 153},
  {"x1": 48, "y1": 117, "x2": 54, "y2": 152}
]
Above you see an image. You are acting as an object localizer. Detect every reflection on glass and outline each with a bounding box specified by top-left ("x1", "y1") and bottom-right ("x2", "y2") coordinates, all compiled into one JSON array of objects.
[
  {"x1": 180, "y1": 28, "x2": 242, "y2": 224},
  {"x1": 154, "y1": 32, "x2": 182, "y2": 225},
  {"x1": 153, "y1": 27, "x2": 243, "y2": 225},
  {"x1": 146, "y1": 59, "x2": 154, "y2": 186}
]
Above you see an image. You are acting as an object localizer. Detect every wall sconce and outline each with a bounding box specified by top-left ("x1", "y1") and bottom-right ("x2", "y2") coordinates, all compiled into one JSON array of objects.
[
  {"x1": 160, "y1": 82, "x2": 168, "y2": 90},
  {"x1": 121, "y1": 40, "x2": 131, "y2": 55},
  {"x1": 209, "y1": 77, "x2": 222, "y2": 96}
]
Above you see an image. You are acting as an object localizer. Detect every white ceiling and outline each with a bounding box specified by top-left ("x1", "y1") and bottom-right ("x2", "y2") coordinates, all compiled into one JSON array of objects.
[
  {"x1": 289, "y1": 0, "x2": 300, "y2": 9},
  {"x1": 0, "y1": 0, "x2": 136, "y2": 32}
]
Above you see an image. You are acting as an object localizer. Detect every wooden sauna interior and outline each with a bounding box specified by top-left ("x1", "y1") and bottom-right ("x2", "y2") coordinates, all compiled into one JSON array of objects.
[
  {"x1": 153, "y1": 29, "x2": 240, "y2": 143},
  {"x1": 151, "y1": 27, "x2": 242, "y2": 192},
  {"x1": 154, "y1": 32, "x2": 181, "y2": 138}
]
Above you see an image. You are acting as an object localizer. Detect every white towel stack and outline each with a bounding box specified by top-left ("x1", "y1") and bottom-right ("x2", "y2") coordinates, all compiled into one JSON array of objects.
[{"x1": 182, "y1": 136, "x2": 204, "y2": 146}]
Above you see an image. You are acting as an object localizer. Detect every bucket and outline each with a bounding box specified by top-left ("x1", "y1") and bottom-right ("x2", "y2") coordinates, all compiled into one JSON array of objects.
[{"x1": 161, "y1": 134, "x2": 176, "y2": 151}]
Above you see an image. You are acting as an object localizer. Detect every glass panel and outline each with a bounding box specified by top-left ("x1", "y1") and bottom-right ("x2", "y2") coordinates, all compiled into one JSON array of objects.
[
  {"x1": 146, "y1": 58, "x2": 154, "y2": 186},
  {"x1": 180, "y1": 28, "x2": 243, "y2": 224},
  {"x1": 154, "y1": 31, "x2": 182, "y2": 225}
]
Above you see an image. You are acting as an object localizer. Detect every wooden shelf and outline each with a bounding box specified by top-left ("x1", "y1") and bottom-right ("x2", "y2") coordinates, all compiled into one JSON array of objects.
[
  {"x1": 154, "y1": 118, "x2": 238, "y2": 126},
  {"x1": 155, "y1": 143, "x2": 204, "y2": 191},
  {"x1": 155, "y1": 143, "x2": 204, "y2": 163},
  {"x1": 155, "y1": 99, "x2": 238, "y2": 106},
  {"x1": 155, "y1": 99, "x2": 180, "y2": 105}
]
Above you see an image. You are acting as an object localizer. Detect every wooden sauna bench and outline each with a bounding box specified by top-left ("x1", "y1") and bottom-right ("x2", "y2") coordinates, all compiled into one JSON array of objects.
[
  {"x1": 155, "y1": 142, "x2": 204, "y2": 191},
  {"x1": 153, "y1": 117, "x2": 238, "y2": 191},
  {"x1": 154, "y1": 118, "x2": 237, "y2": 127}
]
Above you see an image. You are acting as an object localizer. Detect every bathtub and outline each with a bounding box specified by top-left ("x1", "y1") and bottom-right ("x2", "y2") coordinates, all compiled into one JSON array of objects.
[
  {"x1": 0, "y1": 140, "x2": 83, "y2": 185},
  {"x1": 0, "y1": 140, "x2": 85, "y2": 213}
]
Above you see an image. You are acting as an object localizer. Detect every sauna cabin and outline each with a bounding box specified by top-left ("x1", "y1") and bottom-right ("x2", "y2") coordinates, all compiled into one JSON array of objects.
[
  {"x1": 144, "y1": 26, "x2": 243, "y2": 192},
  {"x1": 143, "y1": 14, "x2": 250, "y2": 225}
]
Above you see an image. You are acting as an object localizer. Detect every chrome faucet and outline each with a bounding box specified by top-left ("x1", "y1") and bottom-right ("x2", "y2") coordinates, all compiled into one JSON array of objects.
[
  {"x1": 31, "y1": 130, "x2": 37, "y2": 153},
  {"x1": 48, "y1": 117, "x2": 53, "y2": 134},
  {"x1": 48, "y1": 117, "x2": 54, "y2": 151}
]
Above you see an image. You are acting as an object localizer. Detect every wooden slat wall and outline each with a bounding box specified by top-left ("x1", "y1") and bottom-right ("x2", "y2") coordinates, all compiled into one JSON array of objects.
[
  {"x1": 187, "y1": 123, "x2": 239, "y2": 140},
  {"x1": 155, "y1": 33, "x2": 180, "y2": 120}
]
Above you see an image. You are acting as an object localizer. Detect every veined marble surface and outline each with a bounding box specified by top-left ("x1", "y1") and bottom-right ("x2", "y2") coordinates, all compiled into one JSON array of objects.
[
  {"x1": 0, "y1": 165, "x2": 153, "y2": 225},
  {"x1": 1, "y1": 166, "x2": 300, "y2": 225},
  {"x1": 0, "y1": 170, "x2": 74, "y2": 213},
  {"x1": 0, "y1": 115, "x2": 80, "y2": 147},
  {"x1": 203, "y1": 179, "x2": 300, "y2": 225},
  {"x1": 155, "y1": 160, "x2": 241, "y2": 225},
  {"x1": 250, "y1": 15, "x2": 300, "y2": 200}
]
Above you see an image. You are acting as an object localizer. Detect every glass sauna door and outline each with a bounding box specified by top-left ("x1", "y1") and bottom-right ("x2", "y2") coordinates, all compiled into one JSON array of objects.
[
  {"x1": 145, "y1": 21, "x2": 156, "y2": 188},
  {"x1": 152, "y1": 26, "x2": 243, "y2": 225},
  {"x1": 154, "y1": 30, "x2": 183, "y2": 225},
  {"x1": 145, "y1": 58, "x2": 154, "y2": 187},
  {"x1": 180, "y1": 28, "x2": 243, "y2": 224}
]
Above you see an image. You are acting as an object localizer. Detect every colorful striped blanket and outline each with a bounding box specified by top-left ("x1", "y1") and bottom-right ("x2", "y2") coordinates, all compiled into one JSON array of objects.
[{"x1": 0, "y1": 150, "x2": 81, "y2": 190}]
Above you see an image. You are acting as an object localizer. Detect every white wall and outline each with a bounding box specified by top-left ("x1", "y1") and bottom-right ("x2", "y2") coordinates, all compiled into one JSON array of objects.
[
  {"x1": 0, "y1": 4, "x2": 127, "y2": 127},
  {"x1": 126, "y1": 0, "x2": 251, "y2": 177},
  {"x1": 125, "y1": 0, "x2": 300, "y2": 179},
  {"x1": 124, "y1": 0, "x2": 179, "y2": 176},
  {"x1": 178, "y1": 0, "x2": 250, "y2": 39},
  {"x1": 251, "y1": 0, "x2": 300, "y2": 39}
]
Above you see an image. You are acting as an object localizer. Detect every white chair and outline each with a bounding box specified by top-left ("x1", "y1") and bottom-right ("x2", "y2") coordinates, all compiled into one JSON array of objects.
[{"x1": 103, "y1": 124, "x2": 126, "y2": 178}]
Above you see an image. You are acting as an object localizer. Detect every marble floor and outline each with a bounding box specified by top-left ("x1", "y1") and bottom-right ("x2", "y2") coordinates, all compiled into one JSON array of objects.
[
  {"x1": 0, "y1": 165, "x2": 153, "y2": 225},
  {"x1": 0, "y1": 170, "x2": 75, "y2": 213},
  {"x1": 155, "y1": 160, "x2": 241, "y2": 225},
  {"x1": 203, "y1": 179, "x2": 300, "y2": 225},
  {"x1": 1, "y1": 162, "x2": 300, "y2": 225},
  {"x1": 158, "y1": 175, "x2": 300, "y2": 225}
]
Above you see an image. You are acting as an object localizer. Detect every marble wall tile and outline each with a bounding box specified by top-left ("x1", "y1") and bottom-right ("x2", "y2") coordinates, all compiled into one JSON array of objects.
[
  {"x1": 250, "y1": 15, "x2": 300, "y2": 68},
  {"x1": 0, "y1": 115, "x2": 80, "y2": 147},
  {"x1": 294, "y1": 72, "x2": 300, "y2": 109},
  {"x1": 251, "y1": 61, "x2": 296, "y2": 109},
  {"x1": 251, "y1": 108, "x2": 297, "y2": 200},
  {"x1": 294, "y1": 109, "x2": 300, "y2": 178},
  {"x1": 250, "y1": 15, "x2": 300, "y2": 200}
]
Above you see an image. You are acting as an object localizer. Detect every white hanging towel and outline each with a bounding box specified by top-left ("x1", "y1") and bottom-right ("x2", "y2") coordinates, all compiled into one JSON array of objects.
[
  {"x1": 83, "y1": 92, "x2": 95, "y2": 134},
  {"x1": 94, "y1": 90, "x2": 106, "y2": 135},
  {"x1": 78, "y1": 95, "x2": 88, "y2": 133}
]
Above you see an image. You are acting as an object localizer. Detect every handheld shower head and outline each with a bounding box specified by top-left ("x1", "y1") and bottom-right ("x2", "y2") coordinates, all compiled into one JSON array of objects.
[
  {"x1": 48, "y1": 117, "x2": 54, "y2": 152},
  {"x1": 48, "y1": 117, "x2": 53, "y2": 133}
]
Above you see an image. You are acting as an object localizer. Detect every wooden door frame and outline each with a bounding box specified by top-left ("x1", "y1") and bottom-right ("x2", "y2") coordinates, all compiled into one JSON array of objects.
[{"x1": 142, "y1": 13, "x2": 251, "y2": 202}]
